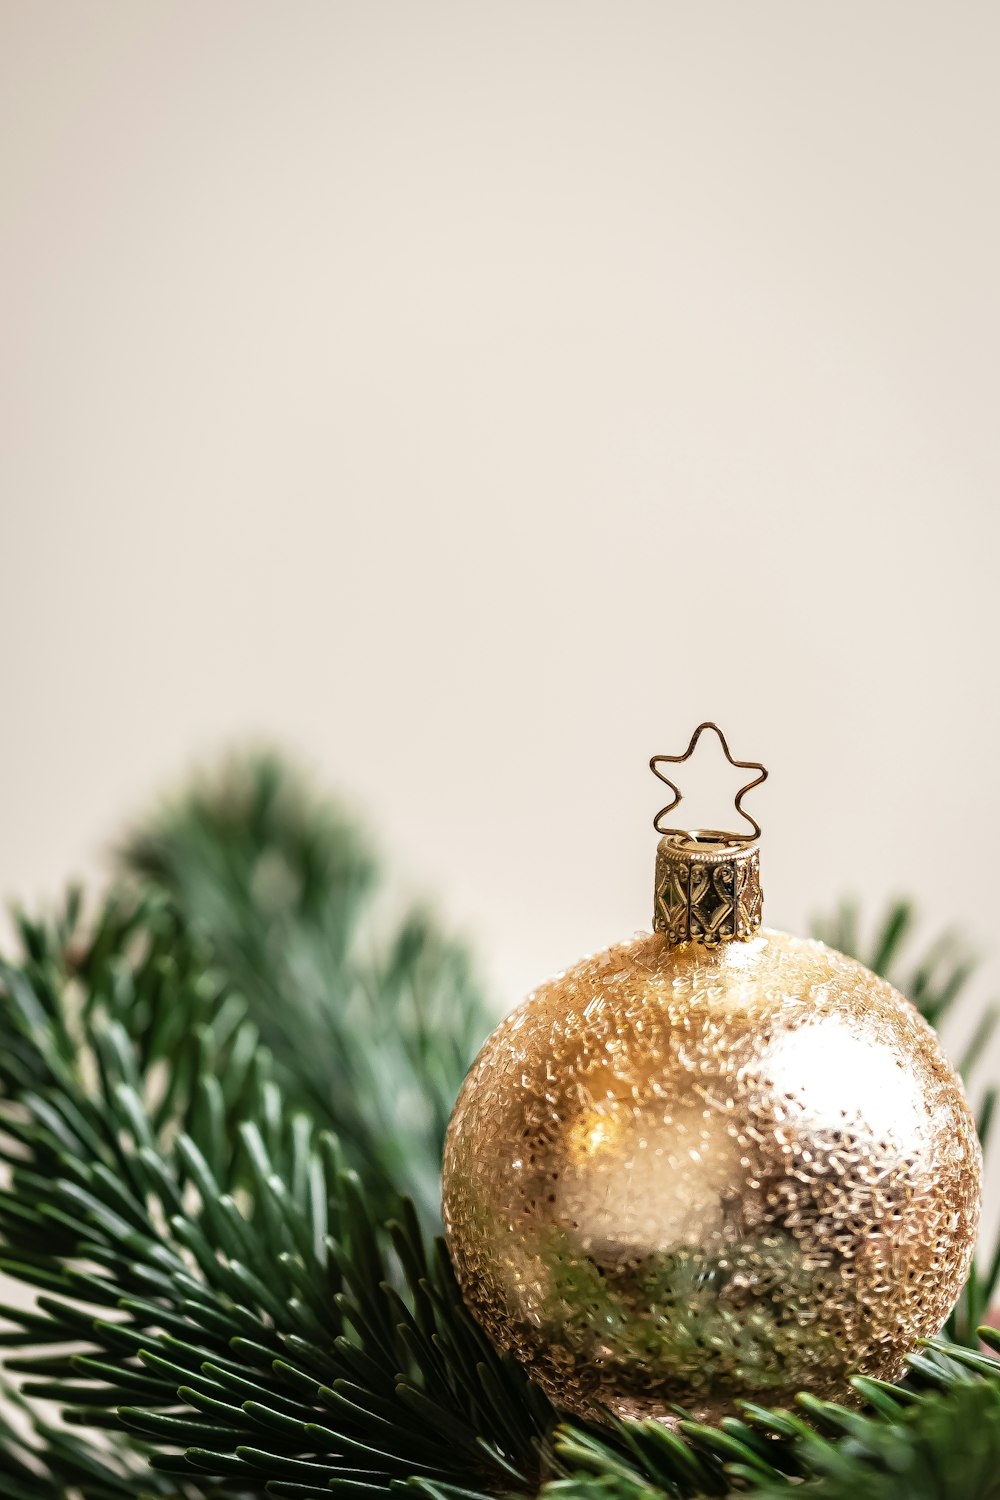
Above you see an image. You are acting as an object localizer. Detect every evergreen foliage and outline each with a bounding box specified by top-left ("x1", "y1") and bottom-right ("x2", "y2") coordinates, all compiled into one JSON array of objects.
[
  {"x1": 0, "y1": 755, "x2": 995, "y2": 1498},
  {"x1": 123, "y1": 759, "x2": 492, "y2": 1228}
]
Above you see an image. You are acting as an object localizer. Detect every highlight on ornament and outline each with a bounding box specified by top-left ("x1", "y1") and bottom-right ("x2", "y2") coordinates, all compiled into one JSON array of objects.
[{"x1": 442, "y1": 725, "x2": 983, "y2": 1424}]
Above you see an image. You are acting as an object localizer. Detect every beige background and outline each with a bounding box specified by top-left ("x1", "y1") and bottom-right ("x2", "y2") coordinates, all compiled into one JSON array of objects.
[{"x1": 2, "y1": 0, "x2": 999, "y2": 1202}]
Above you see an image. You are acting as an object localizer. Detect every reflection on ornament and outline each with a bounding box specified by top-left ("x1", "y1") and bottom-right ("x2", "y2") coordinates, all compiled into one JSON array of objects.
[
  {"x1": 442, "y1": 726, "x2": 983, "y2": 1424},
  {"x1": 561, "y1": 1098, "x2": 740, "y2": 1254},
  {"x1": 761, "y1": 1017, "x2": 923, "y2": 1139},
  {"x1": 567, "y1": 1110, "x2": 622, "y2": 1160}
]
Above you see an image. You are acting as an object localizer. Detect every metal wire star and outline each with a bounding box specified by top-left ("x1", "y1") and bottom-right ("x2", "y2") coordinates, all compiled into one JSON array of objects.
[{"x1": 649, "y1": 722, "x2": 768, "y2": 840}]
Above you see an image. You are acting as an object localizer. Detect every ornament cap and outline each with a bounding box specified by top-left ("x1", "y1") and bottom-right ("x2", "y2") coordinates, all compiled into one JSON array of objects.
[
  {"x1": 653, "y1": 829, "x2": 762, "y2": 947},
  {"x1": 649, "y1": 724, "x2": 767, "y2": 948}
]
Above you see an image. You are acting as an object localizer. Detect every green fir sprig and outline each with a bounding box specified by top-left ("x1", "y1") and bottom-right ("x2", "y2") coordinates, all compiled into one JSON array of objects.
[{"x1": 123, "y1": 757, "x2": 493, "y2": 1229}]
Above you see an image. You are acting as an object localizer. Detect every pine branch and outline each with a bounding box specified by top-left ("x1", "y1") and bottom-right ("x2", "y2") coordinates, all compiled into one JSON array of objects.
[
  {"x1": 542, "y1": 1359, "x2": 1000, "y2": 1500},
  {"x1": 121, "y1": 755, "x2": 493, "y2": 1229},
  {"x1": 0, "y1": 895, "x2": 552, "y2": 1497},
  {"x1": 0, "y1": 1375, "x2": 166, "y2": 1500}
]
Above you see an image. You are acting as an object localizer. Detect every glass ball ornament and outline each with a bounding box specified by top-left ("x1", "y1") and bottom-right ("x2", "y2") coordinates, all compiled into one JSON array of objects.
[{"x1": 442, "y1": 726, "x2": 982, "y2": 1424}]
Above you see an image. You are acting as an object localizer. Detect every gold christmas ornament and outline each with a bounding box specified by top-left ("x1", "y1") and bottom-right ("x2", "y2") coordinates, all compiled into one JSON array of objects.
[{"x1": 442, "y1": 725, "x2": 982, "y2": 1424}]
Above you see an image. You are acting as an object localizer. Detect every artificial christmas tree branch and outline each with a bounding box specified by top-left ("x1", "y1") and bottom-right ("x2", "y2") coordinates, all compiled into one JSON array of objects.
[
  {"x1": 0, "y1": 892, "x2": 550, "y2": 1497},
  {"x1": 122, "y1": 757, "x2": 493, "y2": 1232},
  {"x1": 0, "y1": 755, "x2": 996, "y2": 1497}
]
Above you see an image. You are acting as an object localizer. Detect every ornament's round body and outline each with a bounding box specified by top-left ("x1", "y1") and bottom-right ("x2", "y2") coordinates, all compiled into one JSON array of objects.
[{"x1": 443, "y1": 930, "x2": 981, "y2": 1423}]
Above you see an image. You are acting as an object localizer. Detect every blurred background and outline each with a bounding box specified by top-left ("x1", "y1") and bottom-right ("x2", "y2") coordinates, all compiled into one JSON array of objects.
[{"x1": 1, "y1": 0, "x2": 998, "y2": 1113}]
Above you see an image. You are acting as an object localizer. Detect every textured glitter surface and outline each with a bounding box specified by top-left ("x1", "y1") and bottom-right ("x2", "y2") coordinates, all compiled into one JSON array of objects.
[{"x1": 442, "y1": 930, "x2": 982, "y2": 1424}]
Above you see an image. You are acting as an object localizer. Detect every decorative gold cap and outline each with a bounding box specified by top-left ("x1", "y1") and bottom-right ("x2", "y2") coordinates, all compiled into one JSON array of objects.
[
  {"x1": 649, "y1": 724, "x2": 767, "y2": 949},
  {"x1": 654, "y1": 832, "x2": 762, "y2": 947}
]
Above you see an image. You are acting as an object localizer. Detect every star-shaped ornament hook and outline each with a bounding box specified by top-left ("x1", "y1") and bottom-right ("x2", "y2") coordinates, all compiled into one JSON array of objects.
[{"x1": 650, "y1": 722, "x2": 768, "y2": 842}]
